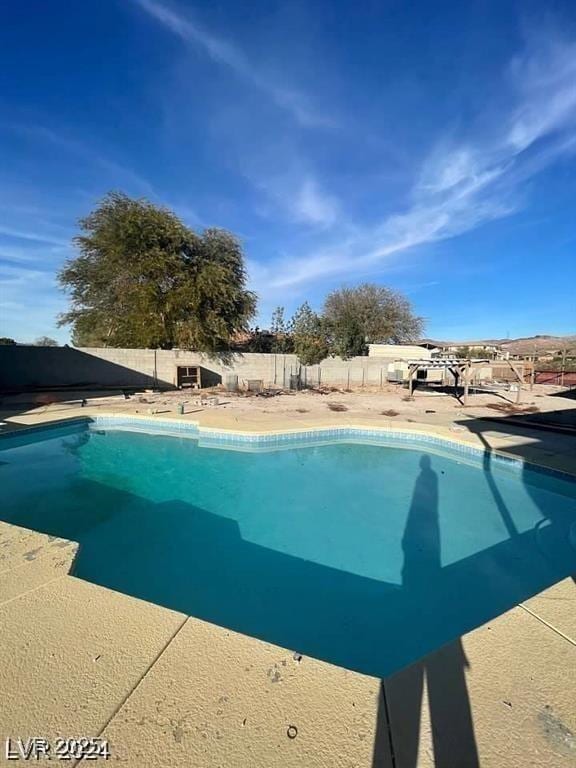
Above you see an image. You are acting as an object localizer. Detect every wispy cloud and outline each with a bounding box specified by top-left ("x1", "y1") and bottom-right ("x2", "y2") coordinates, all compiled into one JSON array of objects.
[
  {"x1": 0, "y1": 194, "x2": 74, "y2": 253},
  {"x1": 166, "y1": 200, "x2": 205, "y2": 229},
  {"x1": 8, "y1": 124, "x2": 208, "y2": 229},
  {"x1": 14, "y1": 124, "x2": 156, "y2": 197},
  {"x1": 506, "y1": 37, "x2": 576, "y2": 151},
  {"x1": 0, "y1": 263, "x2": 54, "y2": 286},
  {"x1": 0, "y1": 224, "x2": 69, "y2": 247},
  {"x1": 135, "y1": 0, "x2": 330, "y2": 128},
  {"x1": 250, "y1": 32, "x2": 576, "y2": 296},
  {"x1": 293, "y1": 178, "x2": 339, "y2": 227},
  {"x1": 254, "y1": 173, "x2": 340, "y2": 229}
]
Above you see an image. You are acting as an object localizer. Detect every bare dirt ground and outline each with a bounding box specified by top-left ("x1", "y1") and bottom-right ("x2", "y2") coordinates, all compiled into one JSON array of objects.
[{"x1": 2, "y1": 382, "x2": 574, "y2": 432}]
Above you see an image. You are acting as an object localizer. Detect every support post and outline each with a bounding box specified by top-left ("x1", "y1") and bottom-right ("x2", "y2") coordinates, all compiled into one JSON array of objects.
[
  {"x1": 449, "y1": 367, "x2": 460, "y2": 399},
  {"x1": 408, "y1": 365, "x2": 416, "y2": 397},
  {"x1": 463, "y1": 362, "x2": 470, "y2": 406}
]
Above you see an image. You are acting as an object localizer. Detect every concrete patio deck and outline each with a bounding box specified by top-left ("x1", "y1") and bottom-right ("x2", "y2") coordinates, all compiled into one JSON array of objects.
[{"x1": 0, "y1": 405, "x2": 575, "y2": 766}]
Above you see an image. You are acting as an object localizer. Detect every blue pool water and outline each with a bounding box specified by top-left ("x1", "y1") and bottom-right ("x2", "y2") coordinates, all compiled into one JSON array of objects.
[{"x1": 1, "y1": 421, "x2": 575, "y2": 677}]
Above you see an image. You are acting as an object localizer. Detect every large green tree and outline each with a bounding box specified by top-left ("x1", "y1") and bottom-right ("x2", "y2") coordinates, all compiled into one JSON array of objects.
[
  {"x1": 58, "y1": 193, "x2": 256, "y2": 351},
  {"x1": 323, "y1": 283, "x2": 424, "y2": 358}
]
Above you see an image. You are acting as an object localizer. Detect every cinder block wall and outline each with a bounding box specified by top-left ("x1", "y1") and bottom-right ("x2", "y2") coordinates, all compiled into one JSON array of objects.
[
  {"x1": 74, "y1": 349, "x2": 303, "y2": 389},
  {"x1": 1, "y1": 345, "x2": 465, "y2": 393},
  {"x1": 77, "y1": 348, "x2": 403, "y2": 389},
  {"x1": 0, "y1": 346, "x2": 158, "y2": 392}
]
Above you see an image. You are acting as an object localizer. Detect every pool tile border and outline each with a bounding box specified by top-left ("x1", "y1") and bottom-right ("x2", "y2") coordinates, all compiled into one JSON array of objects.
[
  {"x1": 90, "y1": 414, "x2": 575, "y2": 484},
  {"x1": 1, "y1": 413, "x2": 574, "y2": 485}
]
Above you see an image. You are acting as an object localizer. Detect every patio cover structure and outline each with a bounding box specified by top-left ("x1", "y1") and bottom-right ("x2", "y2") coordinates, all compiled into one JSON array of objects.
[{"x1": 404, "y1": 358, "x2": 529, "y2": 405}]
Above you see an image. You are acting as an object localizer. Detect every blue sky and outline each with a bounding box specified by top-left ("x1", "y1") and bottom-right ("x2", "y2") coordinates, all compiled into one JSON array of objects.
[{"x1": 1, "y1": 0, "x2": 575, "y2": 344}]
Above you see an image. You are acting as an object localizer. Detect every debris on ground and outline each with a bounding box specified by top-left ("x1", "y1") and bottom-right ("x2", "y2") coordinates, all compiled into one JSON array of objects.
[
  {"x1": 381, "y1": 409, "x2": 399, "y2": 417},
  {"x1": 307, "y1": 385, "x2": 344, "y2": 395},
  {"x1": 327, "y1": 402, "x2": 348, "y2": 412},
  {"x1": 192, "y1": 394, "x2": 220, "y2": 407},
  {"x1": 256, "y1": 388, "x2": 284, "y2": 398}
]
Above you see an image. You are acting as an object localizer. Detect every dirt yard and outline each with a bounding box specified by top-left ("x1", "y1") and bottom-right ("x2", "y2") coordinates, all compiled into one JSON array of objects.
[{"x1": 2, "y1": 382, "x2": 574, "y2": 432}]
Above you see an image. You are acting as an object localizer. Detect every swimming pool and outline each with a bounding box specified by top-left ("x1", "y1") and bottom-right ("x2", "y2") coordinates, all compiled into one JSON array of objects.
[{"x1": 1, "y1": 418, "x2": 575, "y2": 678}]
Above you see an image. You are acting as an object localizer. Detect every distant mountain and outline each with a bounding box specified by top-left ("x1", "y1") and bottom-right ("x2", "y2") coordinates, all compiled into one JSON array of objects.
[
  {"x1": 420, "y1": 334, "x2": 576, "y2": 355},
  {"x1": 500, "y1": 335, "x2": 576, "y2": 355}
]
